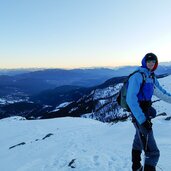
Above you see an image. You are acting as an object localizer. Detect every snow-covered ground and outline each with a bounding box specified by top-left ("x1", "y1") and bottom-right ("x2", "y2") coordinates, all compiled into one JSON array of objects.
[
  {"x1": 0, "y1": 98, "x2": 28, "y2": 105},
  {"x1": 152, "y1": 75, "x2": 171, "y2": 115},
  {"x1": 0, "y1": 116, "x2": 170, "y2": 171},
  {"x1": 51, "y1": 102, "x2": 72, "y2": 113}
]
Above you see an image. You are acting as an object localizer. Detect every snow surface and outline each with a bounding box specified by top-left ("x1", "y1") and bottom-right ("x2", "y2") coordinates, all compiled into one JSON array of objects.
[
  {"x1": 93, "y1": 84, "x2": 122, "y2": 100},
  {"x1": 0, "y1": 98, "x2": 6, "y2": 104},
  {"x1": 0, "y1": 98, "x2": 26, "y2": 105},
  {"x1": 0, "y1": 116, "x2": 171, "y2": 171},
  {"x1": 51, "y1": 102, "x2": 72, "y2": 112},
  {"x1": 152, "y1": 75, "x2": 171, "y2": 116}
]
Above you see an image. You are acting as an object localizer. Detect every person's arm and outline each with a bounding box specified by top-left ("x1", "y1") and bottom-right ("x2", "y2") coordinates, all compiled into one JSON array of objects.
[
  {"x1": 126, "y1": 73, "x2": 146, "y2": 124},
  {"x1": 154, "y1": 78, "x2": 171, "y2": 103}
]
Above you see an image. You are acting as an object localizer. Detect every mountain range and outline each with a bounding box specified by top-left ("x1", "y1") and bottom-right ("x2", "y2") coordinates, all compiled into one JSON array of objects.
[
  {"x1": 0, "y1": 69, "x2": 170, "y2": 122},
  {"x1": 1, "y1": 65, "x2": 171, "y2": 97}
]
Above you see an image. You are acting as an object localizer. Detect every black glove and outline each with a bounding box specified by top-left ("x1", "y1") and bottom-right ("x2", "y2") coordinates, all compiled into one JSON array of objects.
[{"x1": 141, "y1": 120, "x2": 152, "y2": 131}]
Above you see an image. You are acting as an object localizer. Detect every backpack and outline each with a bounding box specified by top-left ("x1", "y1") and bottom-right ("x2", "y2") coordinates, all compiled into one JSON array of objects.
[{"x1": 116, "y1": 70, "x2": 146, "y2": 112}]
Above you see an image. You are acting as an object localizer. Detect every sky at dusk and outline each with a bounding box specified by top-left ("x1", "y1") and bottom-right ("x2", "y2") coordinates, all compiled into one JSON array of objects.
[{"x1": 0, "y1": 0, "x2": 171, "y2": 69}]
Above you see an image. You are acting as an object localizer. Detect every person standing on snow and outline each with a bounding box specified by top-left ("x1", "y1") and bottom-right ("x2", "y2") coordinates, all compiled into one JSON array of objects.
[{"x1": 126, "y1": 53, "x2": 171, "y2": 171}]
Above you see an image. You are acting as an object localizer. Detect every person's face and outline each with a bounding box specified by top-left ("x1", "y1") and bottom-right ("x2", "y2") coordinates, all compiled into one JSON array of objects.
[{"x1": 146, "y1": 60, "x2": 156, "y2": 71}]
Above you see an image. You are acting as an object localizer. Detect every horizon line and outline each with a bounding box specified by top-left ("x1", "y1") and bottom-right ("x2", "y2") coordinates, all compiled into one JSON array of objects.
[
  {"x1": 0, "y1": 61, "x2": 171, "y2": 70},
  {"x1": 0, "y1": 65, "x2": 137, "y2": 70}
]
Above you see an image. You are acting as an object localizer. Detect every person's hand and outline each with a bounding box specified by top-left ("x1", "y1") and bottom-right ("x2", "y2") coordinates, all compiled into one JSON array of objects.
[{"x1": 141, "y1": 120, "x2": 152, "y2": 131}]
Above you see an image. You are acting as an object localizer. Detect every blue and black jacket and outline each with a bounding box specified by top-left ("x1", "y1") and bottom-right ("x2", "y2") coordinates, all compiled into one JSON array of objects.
[{"x1": 126, "y1": 56, "x2": 171, "y2": 124}]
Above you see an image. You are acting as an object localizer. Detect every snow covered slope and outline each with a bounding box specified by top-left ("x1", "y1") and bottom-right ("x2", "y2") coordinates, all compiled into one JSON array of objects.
[
  {"x1": 0, "y1": 116, "x2": 171, "y2": 171},
  {"x1": 152, "y1": 75, "x2": 171, "y2": 116}
]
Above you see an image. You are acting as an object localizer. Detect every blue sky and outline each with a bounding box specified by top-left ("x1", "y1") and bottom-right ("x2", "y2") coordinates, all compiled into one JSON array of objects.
[{"x1": 0, "y1": 0, "x2": 171, "y2": 69}]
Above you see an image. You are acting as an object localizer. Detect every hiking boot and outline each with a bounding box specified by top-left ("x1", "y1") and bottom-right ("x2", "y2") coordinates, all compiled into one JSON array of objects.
[
  {"x1": 136, "y1": 165, "x2": 143, "y2": 171},
  {"x1": 144, "y1": 164, "x2": 156, "y2": 171},
  {"x1": 132, "y1": 149, "x2": 142, "y2": 171}
]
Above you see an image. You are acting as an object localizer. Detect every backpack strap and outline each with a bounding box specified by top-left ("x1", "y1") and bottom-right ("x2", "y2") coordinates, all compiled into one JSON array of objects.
[
  {"x1": 128, "y1": 70, "x2": 146, "y2": 95},
  {"x1": 150, "y1": 72, "x2": 156, "y2": 83},
  {"x1": 128, "y1": 70, "x2": 146, "y2": 85},
  {"x1": 138, "y1": 71, "x2": 146, "y2": 87},
  {"x1": 138, "y1": 72, "x2": 146, "y2": 94}
]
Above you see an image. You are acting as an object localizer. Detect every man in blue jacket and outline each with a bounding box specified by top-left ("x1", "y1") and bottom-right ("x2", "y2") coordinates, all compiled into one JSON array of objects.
[{"x1": 126, "y1": 53, "x2": 171, "y2": 171}]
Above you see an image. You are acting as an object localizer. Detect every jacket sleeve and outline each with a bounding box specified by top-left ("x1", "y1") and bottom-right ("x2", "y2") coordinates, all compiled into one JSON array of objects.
[
  {"x1": 126, "y1": 73, "x2": 146, "y2": 124},
  {"x1": 154, "y1": 78, "x2": 171, "y2": 103}
]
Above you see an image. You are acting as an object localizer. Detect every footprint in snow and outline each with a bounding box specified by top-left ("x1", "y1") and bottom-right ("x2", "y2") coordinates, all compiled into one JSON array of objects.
[{"x1": 93, "y1": 155, "x2": 100, "y2": 166}]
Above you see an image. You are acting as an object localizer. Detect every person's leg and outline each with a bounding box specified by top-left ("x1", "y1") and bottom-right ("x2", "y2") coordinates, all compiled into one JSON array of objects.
[
  {"x1": 132, "y1": 149, "x2": 143, "y2": 171},
  {"x1": 138, "y1": 124, "x2": 160, "y2": 170},
  {"x1": 132, "y1": 123, "x2": 143, "y2": 171},
  {"x1": 144, "y1": 164, "x2": 156, "y2": 171}
]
